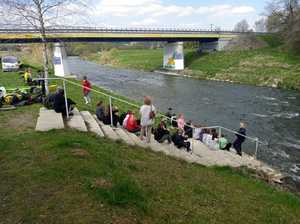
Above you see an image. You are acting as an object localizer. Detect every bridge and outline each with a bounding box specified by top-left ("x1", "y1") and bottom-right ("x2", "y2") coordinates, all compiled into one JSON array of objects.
[
  {"x1": 0, "y1": 28, "x2": 255, "y2": 72},
  {"x1": 0, "y1": 28, "x2": 242, "y2": 43}
]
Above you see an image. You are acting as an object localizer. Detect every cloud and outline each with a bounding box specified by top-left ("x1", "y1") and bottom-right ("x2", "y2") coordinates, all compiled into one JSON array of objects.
[
  {"x1": 93, "y1": 0, "x2": 255, "y2": 18},
  {"x1": 131, "y1": 18, "x2": 158, "y2": 26}
]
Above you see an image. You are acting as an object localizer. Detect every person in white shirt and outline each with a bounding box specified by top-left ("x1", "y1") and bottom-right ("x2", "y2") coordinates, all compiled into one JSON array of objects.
[{"x1": 139, "y1": 96, "x2": 156, "y2": 143}]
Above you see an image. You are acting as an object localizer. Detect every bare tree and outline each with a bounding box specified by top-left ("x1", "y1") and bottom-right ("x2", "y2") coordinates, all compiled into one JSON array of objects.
[
  {"x1": 234, "y1": 20, "x2": 250, "y2": 32},
  {"x1": 264, "y1": 0, "x2": 300, "y2": 53},
  {"x1": 265, "y1": 0, "x2": 299, "y2": 31},
  {"x1": 254, "y1": 18, "x2": 267, "y2": 32},
  {"x1": 0, "y1": 0, "x2": 88, "y2": 93}
]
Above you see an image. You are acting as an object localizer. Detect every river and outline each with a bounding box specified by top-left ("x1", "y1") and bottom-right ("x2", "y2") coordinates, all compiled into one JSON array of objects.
[{"x1": 67, "y1": 56, "x2": 300, "y2": 184}]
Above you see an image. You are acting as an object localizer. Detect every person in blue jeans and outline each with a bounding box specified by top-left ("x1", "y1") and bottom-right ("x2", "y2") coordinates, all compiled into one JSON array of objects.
[{"x1": 233, "y1": 122, "x2": 246, "y2": 156}]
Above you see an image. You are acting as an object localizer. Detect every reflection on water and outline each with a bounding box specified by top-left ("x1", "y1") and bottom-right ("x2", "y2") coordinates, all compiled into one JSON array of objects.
[{"x1": 67, "y1": 57, "x2": 300, "y2": 182}]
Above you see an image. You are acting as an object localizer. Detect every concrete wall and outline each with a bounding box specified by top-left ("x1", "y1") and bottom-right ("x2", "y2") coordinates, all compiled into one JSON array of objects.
[
  {"x1": 163, "y1": 42, "x2": 184, "y2": 70},
  {"x1": 53, "y1": 43, "x2": 70, "y2": 77},
  {"x1": 199, "y1": 38, "x2": 233, "y2": 52}
]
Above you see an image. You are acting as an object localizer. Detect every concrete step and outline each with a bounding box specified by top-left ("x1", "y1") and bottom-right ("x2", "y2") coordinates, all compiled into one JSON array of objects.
[
  {"x1": 67, "y1": 108, "x2": 88, "y2": 132},
  {"x1": 93, "y1": 115, "x2": 120, "y2": 141},
  {"x1": 36, "y1": 107, "x2": 64, "y2": 132},
  {"x1": 191, "y1": 140, "x2": 242, "y2": 167},
  {"x1": 114, "y1": 128, "x2": 135, "y2": 146},
  {"x1": 168, "y1": 143, "x2": 201, "y2": 164},
  {"x1": 126, "y1": 132, "x2": 148, "y2": 148},
  {"x1": 81, "y1": 111, "x2": 104, "y2": 137}
]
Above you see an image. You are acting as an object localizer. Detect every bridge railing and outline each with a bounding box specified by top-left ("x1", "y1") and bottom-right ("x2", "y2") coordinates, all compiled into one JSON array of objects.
[
  {"x1": 0, "y1": 27, "x2": 269, "y2": 35},
  {"x1": 36, "y1": 77, "x2": 266, "y2": 160}
]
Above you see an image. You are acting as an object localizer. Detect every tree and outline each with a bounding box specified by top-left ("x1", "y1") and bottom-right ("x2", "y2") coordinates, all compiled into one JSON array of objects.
[
  {"x1": 265, "y1": 0, "x2": 299, "y2": 31},
  {"x1": 254, "y1": 18, "x2": 267, "y2": 32},
  {"x1": 0, "y1": 0, "x2": 87, "y2": 93},
  {"x1": 264, "y1": 0, "x2": 300, "y2": 53},
  {"x1": 234, "y1": 20, "x2": 250, "y2": 32}
]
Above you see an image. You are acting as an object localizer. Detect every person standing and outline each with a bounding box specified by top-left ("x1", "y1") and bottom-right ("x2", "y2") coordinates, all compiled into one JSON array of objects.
[
  {"x1": 233, "y1": 122, "x2": 247, "y2": 156},
  {"x1": 140, "y1": 96, "x2": 156, "y2": 143},
  {"x1": 82, "y1": 76, "x2": 92, "y2": 104},
  {"x1": 24, "y1": 68, "x2": 32, "y2": 85}
]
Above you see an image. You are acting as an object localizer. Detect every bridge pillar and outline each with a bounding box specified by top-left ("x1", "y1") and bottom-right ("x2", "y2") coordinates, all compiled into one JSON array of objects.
[
  {"x1": 163, "y1": 42, "x2": 184, "y2": 70},
  {"x1": 198, "y1": 38, "x2": 232, "y2": 53},
  {"x1": 53, "y1": 43, "x2": 70, "y2": 77}
]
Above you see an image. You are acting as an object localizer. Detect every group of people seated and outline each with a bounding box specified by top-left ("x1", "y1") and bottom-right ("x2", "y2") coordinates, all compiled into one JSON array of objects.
[
  {"x1": 164, "y1": 108, "x2": 247, "y2": 156},
  {"x1": 154, "y1": 120, "x2": 192, "y2": 152},
  {"x1": 95, "y1": 102, "x2": 248, "y2": 156},
  {"x1": 95, "y1": 102, "x2": 193, "y2": 153}
]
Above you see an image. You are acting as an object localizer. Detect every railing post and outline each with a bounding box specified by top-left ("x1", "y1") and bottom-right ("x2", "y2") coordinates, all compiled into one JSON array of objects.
[
  {"x1": 255, "y1": 138, "x2": 259, "y2": 159},
  {"x1": 63, "y1": 79, "x2": 69, "y2": 119},
  {"x1": 191, "y1": 127, "x2": 194, "y2": 153},
  {"x1": 109, "y1": 96, "x2": 113, "y2": 127},
  {"x1": 218, "y1": 127, "x2": 222, "y2": 139}
]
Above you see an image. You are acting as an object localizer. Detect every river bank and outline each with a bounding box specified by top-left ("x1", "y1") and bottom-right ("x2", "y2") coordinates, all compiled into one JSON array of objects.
[
  {"x1": 67, "y1": 56, "x2": 300, "y2": 188},
  {"x1": 1, "y1": 67, "x2": 300, "y2": 223},
  {"x1": 82, "y1": 47, "x2": 300, "y2": 91}
]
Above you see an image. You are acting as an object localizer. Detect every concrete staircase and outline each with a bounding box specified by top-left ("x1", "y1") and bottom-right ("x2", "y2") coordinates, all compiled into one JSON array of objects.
[{"x1": 35, "y1": 108, "x2": 284, "y2": 184}]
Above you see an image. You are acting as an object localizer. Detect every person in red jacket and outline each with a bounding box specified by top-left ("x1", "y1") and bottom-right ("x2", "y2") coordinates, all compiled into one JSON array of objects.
[
  {"x1": 126, "y1": 111, "x2": 141, "y2": 133},
  {"x1": 82, "y1": 76, "x2": 92, "y2": 104}
]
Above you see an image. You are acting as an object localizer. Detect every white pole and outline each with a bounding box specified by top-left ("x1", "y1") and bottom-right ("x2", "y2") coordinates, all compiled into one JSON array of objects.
[
  {"x1": 109, "y1": 96, "x2": 113, "y2": 127},
  {"x1": 63, "y1": 80, "x2": 69, "y2": 119},
  {"x1": 191, "y1": 127, "x2": 194, "y2": 153},
  {"x1": 255, "y1": 138, "x2": 259, "y2": 159}
]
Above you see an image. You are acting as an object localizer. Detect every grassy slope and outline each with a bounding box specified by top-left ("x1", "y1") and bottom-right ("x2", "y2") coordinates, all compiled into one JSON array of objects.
[
  {"x1": 185, "y1": 48, "x2": 300, "y2": 90},
  {"x1": 1, "y1": 70, "x2": 300, "y2": 223},
  {"x1": 84, "y1": 48, "x2": 163, "y2": 71},
  {"x1": 83, "y1": 40, "x2": 300, "y2": 90}
]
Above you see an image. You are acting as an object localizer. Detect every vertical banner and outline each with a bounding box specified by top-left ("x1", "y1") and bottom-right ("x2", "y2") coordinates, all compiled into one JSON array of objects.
[
  {"x1": 163, "y1": 42, "x2": 184, "y2": 70},
  {"x1": 53, "y1": 43, "x2": 70, "y2": 77}
]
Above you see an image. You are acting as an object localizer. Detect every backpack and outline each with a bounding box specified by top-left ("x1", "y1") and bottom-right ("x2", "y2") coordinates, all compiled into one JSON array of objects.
[{"x1": 149, "y1": 105, "x2": 156, "y2": 119}]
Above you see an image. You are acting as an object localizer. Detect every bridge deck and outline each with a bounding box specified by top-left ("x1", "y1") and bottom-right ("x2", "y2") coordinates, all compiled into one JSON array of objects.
[{"x1": 0, "y1": 29, "x2": 238, "y2": 43}]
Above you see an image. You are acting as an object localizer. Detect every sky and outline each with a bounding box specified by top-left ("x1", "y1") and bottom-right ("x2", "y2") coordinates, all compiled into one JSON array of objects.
[{"x1": 79, "y1": 0, "x2": 269, "y2": 30}]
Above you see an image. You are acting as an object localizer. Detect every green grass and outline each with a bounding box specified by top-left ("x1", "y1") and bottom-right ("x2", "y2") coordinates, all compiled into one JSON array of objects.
[
  {"x1": 1, "y1": 67, "x2": 300, "y2": 223},
  {"x1": 84, "y1": 48, "x2": 164, "y2": 71},
  {"x1": 184, "y1": 48, "x2": 300, "y2": 90}
]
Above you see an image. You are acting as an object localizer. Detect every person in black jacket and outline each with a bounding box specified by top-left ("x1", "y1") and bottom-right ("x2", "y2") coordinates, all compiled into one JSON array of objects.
[
  {"x1": 154, "y1": 121, "x2": 171, "y2": 143},
  {"x1": 233, "y1": 122, "x2": 247, "y2": 156},
  {"x1": 172, "y1": 129, "x2": 191, "y2": 152},
  {"x1": 184, "y1": 120, "x2": 193, "y2": 138},
  {"x1": 53, "y1": 89, "x2": 75, "y2": 116}
]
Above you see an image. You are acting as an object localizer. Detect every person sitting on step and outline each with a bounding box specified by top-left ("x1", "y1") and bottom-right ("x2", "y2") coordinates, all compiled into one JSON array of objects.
[
  {"x1": 218, "y1": 134, "x2": 232, "y2": 151},
  {"x1": 125, "y1": 111, "x2": 141, "y2": 133},
  {"x1": 96, "y1": 101, "x2": 105, "y2": 121},
  {"x1": 53, "y1": 88, "x2": 75, "y2": 117},
  {"x1": 154, "y1": 120, "x2": 172, "y2": 144},
  {"x1": 184, "y1": 120, "x2": 193, "y2": 138},
  {"x1": 172, "y1": 129, "x2": 191, "y2": 152},
  {"x1": 177, "y1": 113, "x2": 185, "y2": 132},
  {"x1": 103, "y1": 104, "x2": 120, "y2": 127}
]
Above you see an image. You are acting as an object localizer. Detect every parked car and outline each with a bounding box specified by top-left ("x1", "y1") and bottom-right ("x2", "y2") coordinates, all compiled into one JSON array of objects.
[{"x1": 1, "y1": 56, "x2": 19, "y2": 72}]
